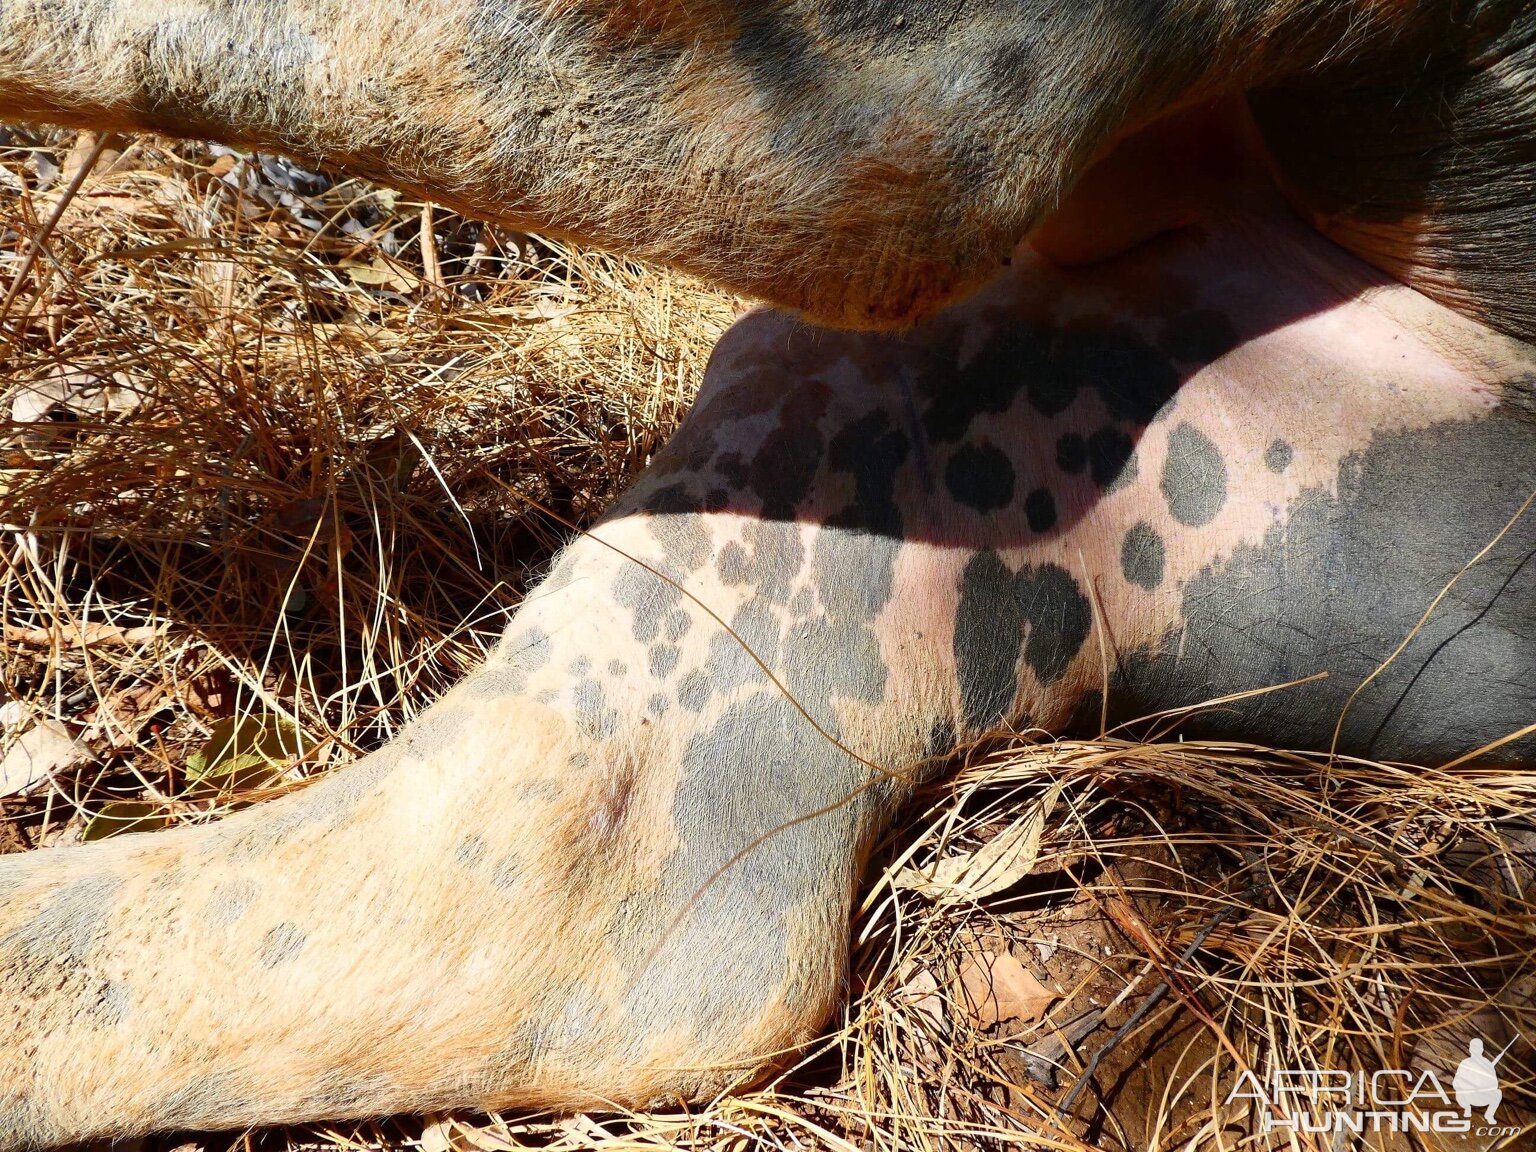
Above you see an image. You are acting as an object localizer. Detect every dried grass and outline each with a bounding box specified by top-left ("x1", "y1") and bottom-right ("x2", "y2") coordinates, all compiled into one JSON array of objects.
[{"x1": 1, "y1": 128, "x2": 1531, "y2": 1151}]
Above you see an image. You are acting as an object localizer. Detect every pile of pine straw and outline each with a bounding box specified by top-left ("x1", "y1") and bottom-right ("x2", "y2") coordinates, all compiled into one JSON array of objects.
[{"x1": 1, "y1": 129, "x2": 1531, "y2": 1151}]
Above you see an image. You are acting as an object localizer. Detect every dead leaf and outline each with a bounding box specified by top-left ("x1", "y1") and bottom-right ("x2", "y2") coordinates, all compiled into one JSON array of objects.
[
  {"x1": 183, "y1": 713, "x2": 303, "y2": 795},
  {"x1": 0, "y1": 719, "x2": 93, "y2": 797},
  {"x1": 10, "y1": 366, "x2": 143, "y2": 423},
  {"x1": 344, "y1": 255, "x2": 419, "y2": 294},
  {"x1": 419, "y1": 1116, "x2": 453, "y2": 1152},
  {"x1": 81, "y1": 799, "x2": 174, "y2": 841},
  {"x1": 506, "y1": 298, "x2": 580, "y2": 323},
  {"x1": 898, "y1": 962, "x2": 946, "y2": 1031},
  {"x1": 896, "y1": 779, "x2": 1066, "y2": 902},
  {"x1": 956, "y1": 947, "x2": 1058, "y2": 1028}
]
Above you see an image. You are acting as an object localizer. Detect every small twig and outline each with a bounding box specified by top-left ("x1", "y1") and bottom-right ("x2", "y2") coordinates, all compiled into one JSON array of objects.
[
  {"x1": 1059, "y1": 882, "x2": 1265, "y2": 1115},
  {"x1": 0, "y1": 131, "x2": 121, "y2": 337},
  {"x1": 419, "y1": 202, "x2": 444, "y2": 295}
]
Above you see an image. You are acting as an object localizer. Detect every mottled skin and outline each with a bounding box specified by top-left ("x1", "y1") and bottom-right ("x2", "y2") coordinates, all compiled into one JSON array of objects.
[{"x1": 2, "y1": 0, "x2": 1536, "y2": 1148}]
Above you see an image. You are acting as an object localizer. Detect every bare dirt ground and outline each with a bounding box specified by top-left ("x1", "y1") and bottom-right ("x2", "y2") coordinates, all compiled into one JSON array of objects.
[{"x1": 1, "y1": 128, "x2": 1531, "y2": 1152}]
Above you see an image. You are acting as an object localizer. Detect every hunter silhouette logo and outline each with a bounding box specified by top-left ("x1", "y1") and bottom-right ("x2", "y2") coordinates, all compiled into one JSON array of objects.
[
  {"x1": 1227, "y1": 1034, "x2": 1523, "y2": 1135},
  {"x1": 1453, "y1": 1037, "x2": 1512, "y2": 1124}
]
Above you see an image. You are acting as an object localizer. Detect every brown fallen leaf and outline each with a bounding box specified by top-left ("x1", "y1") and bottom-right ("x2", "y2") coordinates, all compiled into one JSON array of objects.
[
  {"x1": 896, "y1": 778, "x2": 1066, "y2": 903},
  {"x1": 898, "y1": 962, "x2": 946, "y2": 1031},
  {"x1": 0, "y1": 719, "x2": 93, "y2": 798},
  {"x1": 956, "y1": 947, "x2": 1058, "y2": 1028}
]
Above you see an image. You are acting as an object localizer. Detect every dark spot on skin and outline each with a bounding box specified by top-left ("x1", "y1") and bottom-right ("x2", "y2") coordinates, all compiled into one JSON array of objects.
[
  {"x1": 1057, "y1": 432, "x2": 1087, "y2": 473},
  {"x1": 1013, "y1": 563, "x2": 1093, "y2": 686},
  {"x1": 645, "y1": 484, "x2": 713, "y2": 572},
  {"x1": 1107, "y1": 411, "x2": 1536, "y2": 762},
  {"x1": 647, "y1": 693, "x2": 670, "y2": 718},
  {"x1": 664, "y1": 611, "x2": 692, "y2": 645},
  {"x1": 618, "y1": 688, "x2": 866, "y2": 1046},
  {"x1": 1161, "y1": 422, "x2": 1229, "y2": 526},
  {"x1": 569, "y1": 656, "x2": 591, "y2": 676},
  {"x1": 717, "y1": 522, "x2": 802, "y2": 604},
  {"x1": 923, "y1": 326, "x2": 1034, "y2": 441},
  {"x1": 614, "y1": 565, "x2": 685, "y2": 644},
  {"x1": 1265, "y1": 438, "x2": 1294, "y2": 473},
  {"x1": 1062, "y1": 327, "x2": 1183, "y2": 424},
  {"x1": 1024, "y1": 487, "x2": 1057, "y2": 533},
  {"x1": 534, "y1": 688, "x2": 556, "y2": 705},
  {"x1": 789, "y1": 588, "x2": 814, "y2": 617},
  {"x1": 945, "y1": 442, "x2": 1016, "y2": 512},
  {"x1": 490, "y1": 854, "x2": 522, "y2": 892},
  {"x1": 649, "y1": 644, "x2": 681, "y2": 678},
  {"x1": 1086, "y1": 426, "x2": 1137, "y2": 491},
  {"x1": 714, "y1": 451, "x2": 749, "y2": 488},
  {"x1": 679, "y1": 670, "x2": 713, "y2": 712},
  {"x1": 716, "y1": 541, "x2": 750, "y2": 585},
  {"x1": 1158, "y1": 309, "x2": 1239, "y2": 363},
  {"x1": 455, "y1": 836, "x2": 487, "y2": 869},
  {"x1": 748, "y1": 385, "x2": 830, "y2": 518},
  {"x1": 953, "y1": 551, "x2": 1022, "y2": 731},
  {"x1": 1121, "y1": 522, "x2": 1167, "y2": 590},
  {"x1": 608, "y1": 660, "x2": 627, "y2": 677},
  {"x1": 826, "y1": 410, "x2": 910, "y2": 536},
  {"x1": 203, "y1": 877, "x2": 259, "y2": 928},
  {"x1": 502, "y1": 627, "x2": 550, "y2": 671},
  {"x1": 573, "y1": 679, "x2": 619, "y2": 739},
  {"x1": 258, "y1": 922, "x2": 306, "y2": 968},
  {"x1": 704, "y1": 488, "x2": 729, "y2": 513}
]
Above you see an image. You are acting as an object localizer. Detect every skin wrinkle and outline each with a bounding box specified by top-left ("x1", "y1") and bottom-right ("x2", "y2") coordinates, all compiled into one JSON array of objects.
[{"x1": 0, "y1": 3, "x2": 1533, "y2": 1145}]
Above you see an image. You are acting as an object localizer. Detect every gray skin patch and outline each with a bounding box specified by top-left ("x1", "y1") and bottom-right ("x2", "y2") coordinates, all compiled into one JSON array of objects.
[
  {"x1": 257, "y1": 922, "x2": 307, "y2": 968},
  {"x1": 607, "y1": 660, "x2": 627, "y2": 677},
  {"x1": 953, "y1": 551, "x2": 1095, "y2": 732},
  {"x1": 501, "y1": 627, "x2": 551, "y2": 671},
  {"x1": 454, "y1": 836, "x2": 488, "y2": 869},
  {"x1": 954, "y1": 551, "x2": 1023, "y2": 731},
  {"x1": 490, "y1": 853, "x2": 522, "y2": 892},
  {"x1": 615, "y1": 688, "x2": 866, "y2": 1050},
  {"x1": 1106, "y1": 409, "x2": 1536, "y2": 762},
  {"x1": 90, "y1": 979, "x2": 132, "y2": 1028},
  {"x1": 649, "y1": 644, "x2": 681, "y2": 678},
  {"x1": 573, "y1": 679, "x2": 620, "y2": 739},
  {"x1": 1161, "y1": 422, "x2": 1229, "y2": 526},
  {"x1": 1265, "y1": 437, "x2": 1294, "y2": 473},
  {"x1": 614, "y1": 565, "x2": 686, "y2": 644},
  {"x1": 1121, "y1": 522, "x2": 1167, "y2": 590},
  {"x1": 945, "y1": 441, "x2": 1017, "y2": 512},
  {"x1": 679, "y1": 670, "x2": 713, "y2": 713},
  {"x1": 1, "y1": 873, "x2": 123, "y2": 970},
  {"x1": 662, "y1": 608, "x2": 692, "y2": 643},
  {"x1": 203, "y1": 877, "x2": 260, "y2": 928}
]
